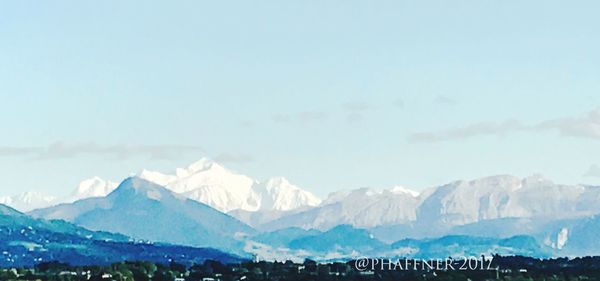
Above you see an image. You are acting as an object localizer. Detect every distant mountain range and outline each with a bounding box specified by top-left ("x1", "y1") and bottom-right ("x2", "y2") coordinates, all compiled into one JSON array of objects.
[
  {"x1": 0, "y1": 192, "x2": 57, "y2": 213},
  {"x1": 0, "y1": 204, "x2": 242, "y2": 267},
  {"x1": 30, "y1": 177, "x2": 255, "y2": 254},
  {"x1": 3, "y1": 158, "x2": 321, "y2": 214},
  {"x1": 244, "y1": 225, "x2": 551, "y2": 262},
  {"x1": 4, "y1": 159, "x2": 600, "y2": 261},
  {"x1": 0, "y1": 177, "x2": 117, "y2": 212}
]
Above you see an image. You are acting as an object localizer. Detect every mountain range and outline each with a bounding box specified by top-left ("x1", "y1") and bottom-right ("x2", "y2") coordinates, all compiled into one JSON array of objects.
[
  {"x1": 30, "y1": 177, "x2": 254, "y2": 254},
  {"x1": 3, "y1": 158, "x2": 321, "y2": 215},
  {"x1": 138, "y1": 159, "x2": 322, "y2": 213},
  {"x1": 0, "y1": 192, "x2": 57, "y2": 213},
  {"x1": 4, "y1": 158, "x2": 600, "y2": 260},
  {"x1": 0, "y1": 177, "x2": 118, "y2": 212}
]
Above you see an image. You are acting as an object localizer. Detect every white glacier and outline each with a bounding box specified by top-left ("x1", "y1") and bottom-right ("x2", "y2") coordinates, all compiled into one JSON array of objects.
[
  {"x1": 0, "y1": 192, "x2": 57, "y2": 212},
  {"x1": 138, "y1": 158, "x2": 321, "y2": 213}
]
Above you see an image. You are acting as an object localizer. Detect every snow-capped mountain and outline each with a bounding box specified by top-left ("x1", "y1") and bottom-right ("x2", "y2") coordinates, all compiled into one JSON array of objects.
[
  {"x1": 138, "y1": 158, "x2": 321, "y2": 213},
  {"x1": 65, "y1": 176, "x2": 118, "y2": 203},
  {"x1": 0, "y1": 192, "x2": 57, "y2": 212},
  {"x1": 261, "y1": 175, "x2": 600, "y2": 234},
  {"x1": 2, "y1": 158, "x2": 321, "y2": 215},
  {"x1": 254, "y1": 177, "x2": 321, "y2": 211},
  {"x1": 8, "y1": 159, "x2": 600, "y2": 258},
  {"x1": 228, "y1": 177, "x2": 323, "y2": 227},
  {"x1": 0, "y1": 177, "x2": 118, "y2": 212},
  {"x1": 30, "y1": 177, "x2": 255, "y2": 253}
]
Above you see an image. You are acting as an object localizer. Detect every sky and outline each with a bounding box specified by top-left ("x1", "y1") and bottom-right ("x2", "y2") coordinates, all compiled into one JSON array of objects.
[{"x1": 1, "y1": 1, "x2": 600, "y2": 198}]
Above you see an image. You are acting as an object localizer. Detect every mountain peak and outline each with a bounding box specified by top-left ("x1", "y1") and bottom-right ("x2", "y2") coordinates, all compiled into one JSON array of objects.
[
  {"x1": 464, "y1": 174, "x2": 521, "y2": 186},
  {"x1": 0, "y1": 192, "x2": 57, "y2": 212},
  {"x1": 73, "y1": 176, "x2": 117, "y2": 196},
  {"x1": 254, "y1": 177, "x2": 321, "y2": 212},
  {"x1": 115, "y1": 176, "x2": 163, "y2": 191},
  {"x1": 388, "y1": 186, "x2": 419, "y2": 197},
  {"x1": 263, "y1": 177, "x2": 298, "y2": 192},
  {"x1": 139, "y1": 158, "x2": 229, "y2": 185},
  {"x1": 108, "y1": 177, "x2": 176, "y2": 202},
  {"x1": 522, "y1": 174, "x2": 553, "y2": 186},
  {"x1": 30, "y1": 176, "x2": 255, "y2": 253},
  {"x1": 183, "y1": 158, "x2": 225, "y2": 174}
]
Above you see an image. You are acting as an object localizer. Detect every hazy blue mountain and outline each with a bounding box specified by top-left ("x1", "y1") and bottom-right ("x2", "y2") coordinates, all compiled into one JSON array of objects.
[
  {"x1": 30, "y1": 177, "x2": 255, "y2": 254},
  {"x1": 250, "y1": 227, "x2": 322, "y2": 248},
  {"x1": 0, "y1": 204, "x2": 127, "y2": 242},
  {"x1": 0, "y1": 204, "x2": 242, "y2": 267},
  {"x1": 421, "y1": 216, "x2": 600, "y2": 257},
  {"x1": 391, "y1": 235, "x2": 551, "y2": 259},
  {"x1": 288, "y1": 225, "x2": 388, "y2": 255},
  {"x1": 244, "y1": 224, "x2": 552, "y2": 261}
]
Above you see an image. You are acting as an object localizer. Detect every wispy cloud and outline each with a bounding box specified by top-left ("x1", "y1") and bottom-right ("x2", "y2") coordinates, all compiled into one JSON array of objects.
[
  {"x1": 342, "y1": 101, "x2": 372, "y2": 124},
  {"x1": 238, "y1": 120, "x2": 255, "y2": 128},
  {"x1": 0, "y1": 147, "x2": 40, "y2": 157},
  {"x1": 433, "y1": 95, "x2": 457, "y2": 106},
  {"x1": 342, "y1": 101, "x2": 371, "y2": 112},
  {"x1": 272, "y1": 110, "x2": 328, "y2": 124},
  {"x1": 410, "y1": 108, "x2": 600, "y2": 142},
  {"x1": 392, "y1": 98, "x2": 405, "y2": 108},
  {"x1": 0, "y1": 141, "x2": 204, "y2": 160},
  {"x1": 297, "y1": 111, "x2": 328, "y2": 123},
  {"x1": 536, "y1": 109, "x2": 600, "y2": 140},
  {"x1": 271, "y1": 113, "x2": 291, "y2": 123},
  {"x1": 409, "y1": 120, "x2": 526, "y2": 142}
]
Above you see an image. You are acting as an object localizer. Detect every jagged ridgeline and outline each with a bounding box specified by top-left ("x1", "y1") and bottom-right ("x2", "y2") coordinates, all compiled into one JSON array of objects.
[{"x1": 4, "y1": 160, "x2": 600, "y2": 261}]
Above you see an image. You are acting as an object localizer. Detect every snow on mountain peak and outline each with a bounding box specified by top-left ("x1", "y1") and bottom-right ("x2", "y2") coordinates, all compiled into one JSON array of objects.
[
  {"x1": 322, "y1": 186, "x2": 418, "y2": 206},
  {"x1": 264, "y1": 177, "x2": 292, "y2": 190},
  {"x1": 0, "y1": 177, "x2": 118, "y2": 212},
  {"x1": 18, "y1": 191, "x2": 56, "y2": 204},
  {"x1": 139, "y1": 169, "x2": 177, "y2": 186},
  {"x1": 0, "y1": 192, "x2": 57, "y2": 212},
  {"x1": 67, "y1": 176, "x2": 118, "y2": 203},
  {"x1": 263, "y1": 177, "x2": 306, "y2": 194},
  {"x1": 186, "y1": 157, "x2": 220, "y2": 173},
  {"x1": 521, "y1": 174, "x2": 554, "y2": 187},
  {"x1": 264, "y1": 185, "x2": 420, "y2": 230},
  {"x1": 137, "y1": 159, "x2": 321, "y2": 213},
  {"x1": 388, "y1": 186, "x2": 419, "y2": 197},
  {"x1": 171, "y1": 157, "x2": 229, "y2": 179},
  {"x1": 257, "y1": 177, "x2": 322, "y2": 211}
]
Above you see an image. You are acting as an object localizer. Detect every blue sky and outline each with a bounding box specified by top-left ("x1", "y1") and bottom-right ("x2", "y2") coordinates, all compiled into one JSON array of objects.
[{"x1": 1, "y1": 1, "x2": 600, "y2": 197}]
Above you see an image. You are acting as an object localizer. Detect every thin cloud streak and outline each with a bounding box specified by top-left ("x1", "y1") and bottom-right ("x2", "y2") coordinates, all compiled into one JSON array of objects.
[
  {"x1": 0, "y1": 141, "x2": 204, "y2": 160},
  {"x1": 536, "y1": 109, "x2": 600, "y2": 140},
  {"x1": 433, "y1": 95, "x2": 457, "y2": 105},
  {"x1": 410, "y1": 108, "x2": 600, "y2": 142},
  {"x1": 410, "y1": 120, "x2": 527, "y2": 142},
  {"x1": 271, "y1": 110, "x2": 328, "y2": 124},
  {"x1": 342, "y1": 101, "x2": 371, "y2": 112},
  {"x1": 342, "y1": 101, "x2": 372, "y2": 124}
]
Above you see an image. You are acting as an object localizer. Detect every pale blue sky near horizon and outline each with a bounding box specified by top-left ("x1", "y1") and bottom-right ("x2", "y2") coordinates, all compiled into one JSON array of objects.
[{"x1": 1, "y1": 1, "x2": 600, "y2": 198}]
